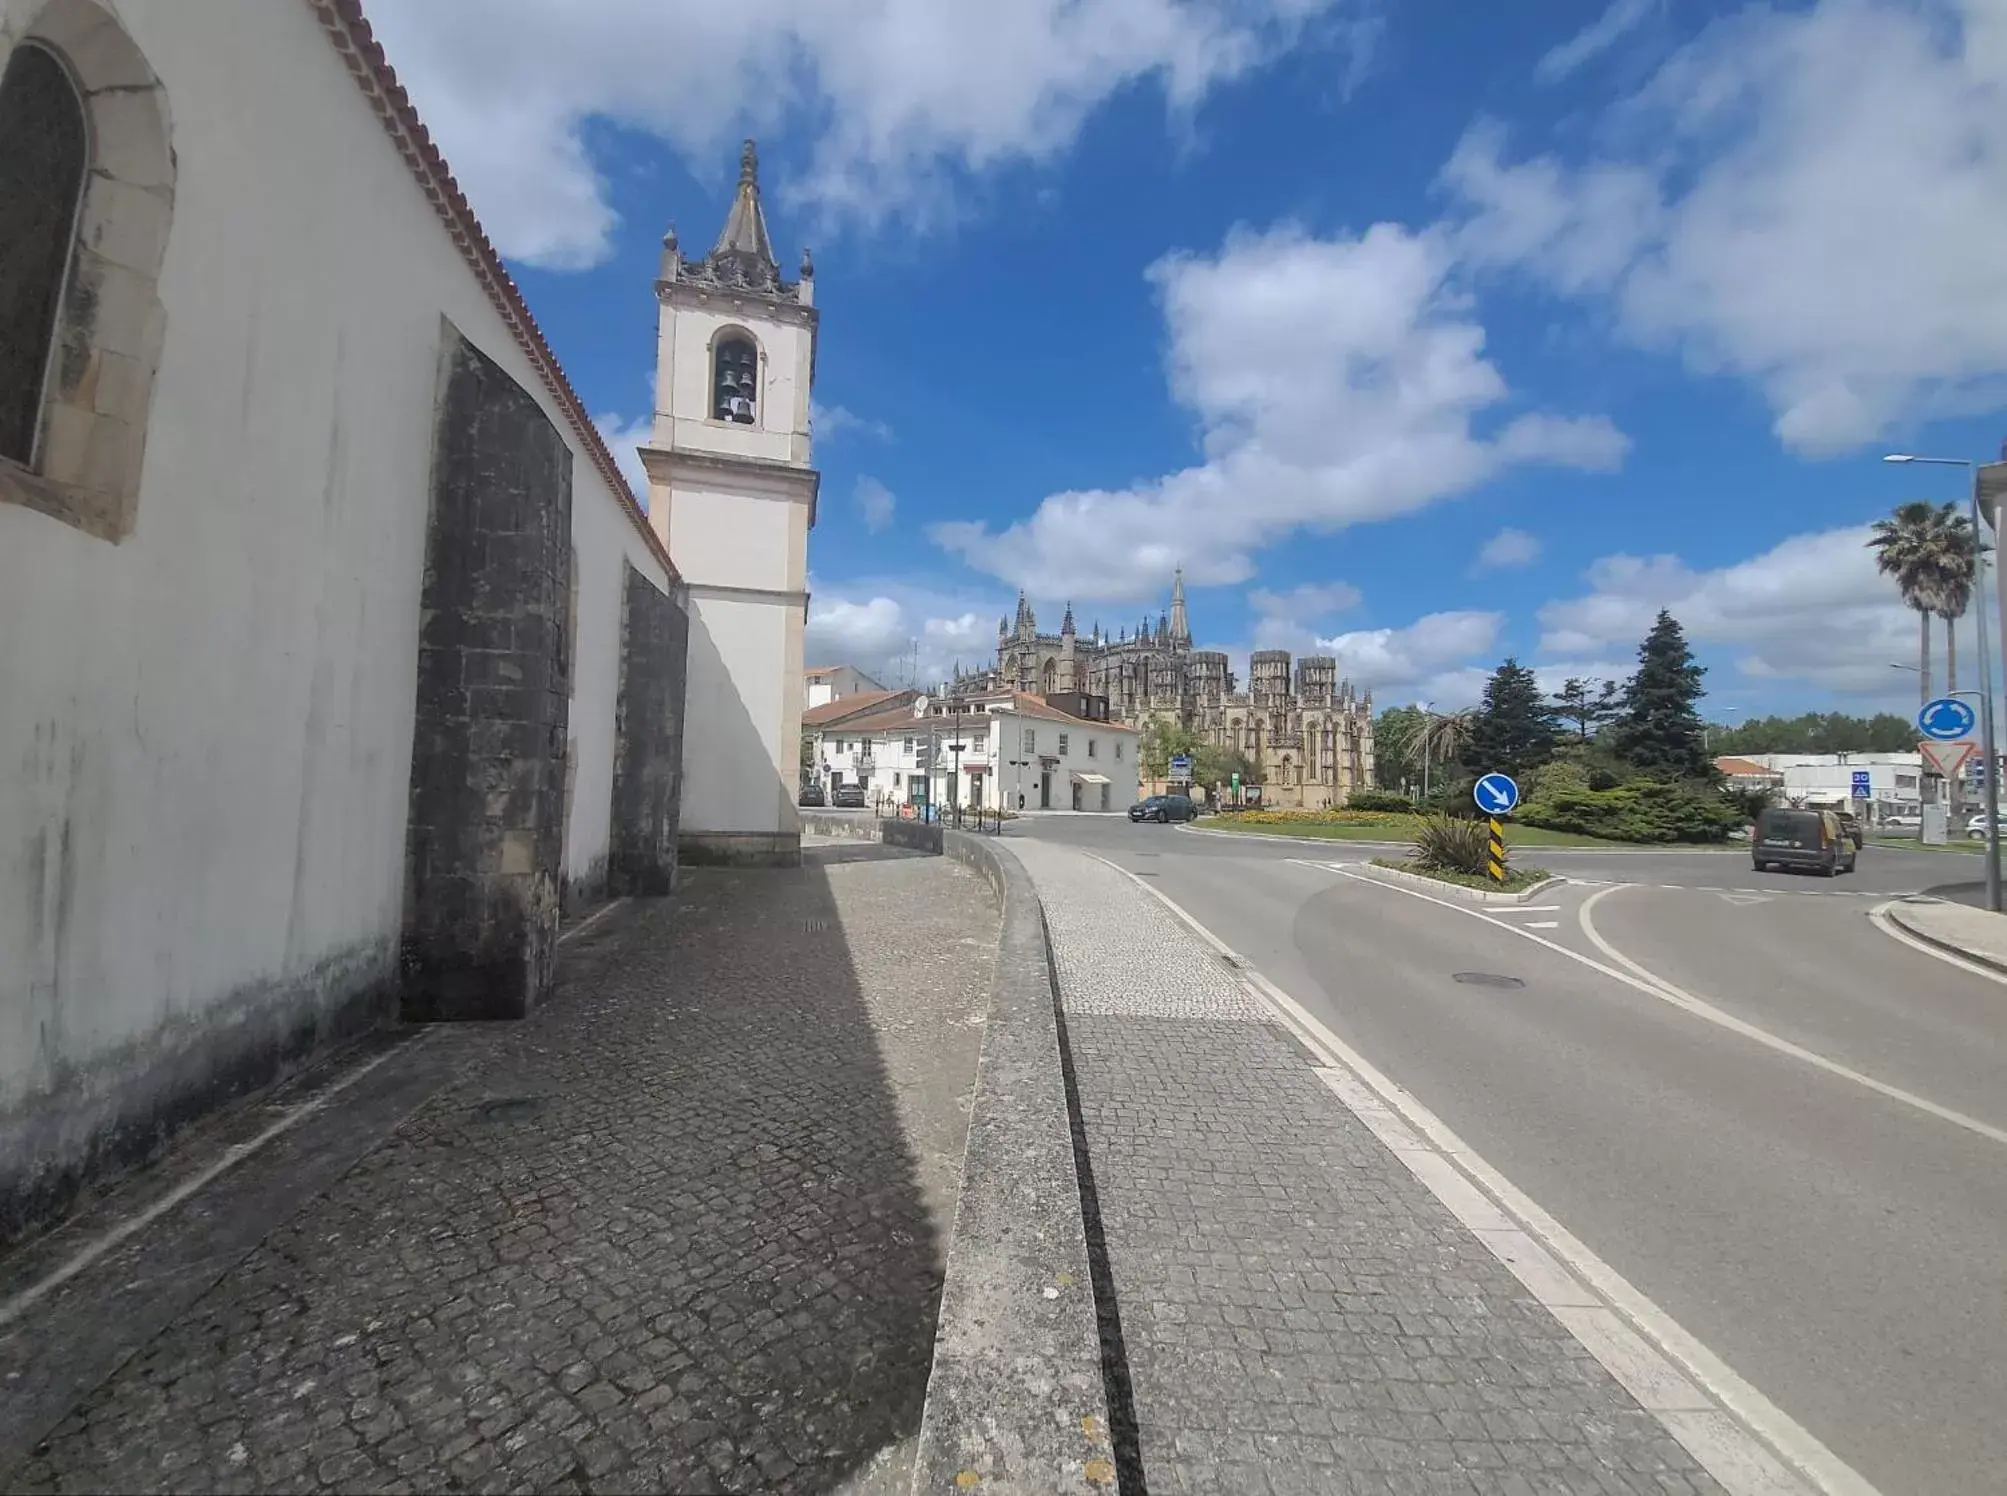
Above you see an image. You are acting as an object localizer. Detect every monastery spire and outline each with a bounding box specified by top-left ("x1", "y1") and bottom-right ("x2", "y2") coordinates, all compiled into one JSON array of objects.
[{"x1": 1169, "y1": 567, "x2": 1189, "y2": 643}]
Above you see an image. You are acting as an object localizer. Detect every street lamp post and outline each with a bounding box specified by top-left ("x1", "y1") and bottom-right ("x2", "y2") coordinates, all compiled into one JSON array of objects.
[
  {"x1": 1885, "y1": 454, "x2": 2001, "y2": 912},
  {"x1": 1703, "y1": 706, "x2": 1742, "y2": 750}
]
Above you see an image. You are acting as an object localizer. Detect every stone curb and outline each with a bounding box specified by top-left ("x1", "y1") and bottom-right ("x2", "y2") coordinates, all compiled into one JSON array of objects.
[
  {"x1": 913, "y1": 832, "x2": 1113, "y2": 1495},
  {"x1": 1359, "y1": 861, "x2": 1566, "y2": 904},
  {"x1": 1883, "y1": 898, "x2": 2007, "y2": 977},
  {"x1": 796, "y1": 813, "x2": 1114, "y2": 1492}
]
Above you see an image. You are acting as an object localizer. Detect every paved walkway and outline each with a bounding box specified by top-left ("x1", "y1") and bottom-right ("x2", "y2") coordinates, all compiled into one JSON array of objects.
[
  {"x1": 1884, "y1": 894, "x2": 2007, "y2": 972},
  {"x1": 1009, "y1": 840, "x2": 1721, "y2": 1496},
  {"x1": 1, "y1": 845, "x2": 995, "y2": 1496}
]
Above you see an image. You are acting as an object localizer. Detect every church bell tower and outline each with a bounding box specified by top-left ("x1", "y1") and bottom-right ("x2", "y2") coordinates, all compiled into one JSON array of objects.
[{"x1": 641, "y1": 141, "x2": 819, "y2": 865}]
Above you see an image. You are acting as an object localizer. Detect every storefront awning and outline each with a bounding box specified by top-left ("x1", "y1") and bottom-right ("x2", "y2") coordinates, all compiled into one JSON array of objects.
[{"x1": 1072, "y1": 772, "x2": 1110, "y2": 784}]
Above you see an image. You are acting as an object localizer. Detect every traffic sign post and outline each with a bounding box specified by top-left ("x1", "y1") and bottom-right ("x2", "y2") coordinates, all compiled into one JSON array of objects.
[
  {"x1": 1169, "y1": 753, "x2": 1193, "y2": 781},
  {"x1": 1850, "y1": 770, "x2": 1872, "y2": 799},
  {"x1": 1919, "y1": 696, "x2": 1977, "y2": 740},
  {"x1": 1920, "y1": 739, "x2": 1977, "y2": 781},
  {"x1": 1472, "y1": 773, "x2": 1520, "y2": 884}
]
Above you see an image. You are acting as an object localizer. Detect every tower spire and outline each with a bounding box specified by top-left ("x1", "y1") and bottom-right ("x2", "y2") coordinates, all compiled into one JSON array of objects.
[
  {"x1": 703, "y1": 139, "x2": 779, "y2": 288},
  {"x1": 1169, "y1": 566, "x2": 1189, "y2": 643}
]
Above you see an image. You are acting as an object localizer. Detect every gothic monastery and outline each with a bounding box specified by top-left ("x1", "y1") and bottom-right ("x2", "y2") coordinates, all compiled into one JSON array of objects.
[{"x1": 956, "y1": 572, "x2": 1376, "y2": 808}]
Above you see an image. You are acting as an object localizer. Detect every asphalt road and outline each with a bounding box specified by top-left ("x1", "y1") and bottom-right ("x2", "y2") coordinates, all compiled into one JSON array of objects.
[{"x1": 1012, "y1": 813, "x2": 2007, "y2": 1496}]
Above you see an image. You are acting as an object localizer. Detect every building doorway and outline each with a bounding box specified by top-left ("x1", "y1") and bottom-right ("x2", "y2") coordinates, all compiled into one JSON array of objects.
[{"x1": 1040, "y1": 771, "x2": 1052, "y2": 809}]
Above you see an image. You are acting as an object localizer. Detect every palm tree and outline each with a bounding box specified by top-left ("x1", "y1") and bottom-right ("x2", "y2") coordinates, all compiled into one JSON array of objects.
[
  {"x1": 1867, "y1": 500, "x2": 1964, "y2": 705},
  {"x1": 1416, "y1": 708, "x2": 1475, "y2": 797},
  {"x1": 1935, "y1": 512, "x2": 1980, "y2": 694}
]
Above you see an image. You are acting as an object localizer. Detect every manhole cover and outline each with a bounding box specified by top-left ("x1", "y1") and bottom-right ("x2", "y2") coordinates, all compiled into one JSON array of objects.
[
  {"x1": 1452, "y1": 972, "x2": 1525, "y2": 989},
  {"x1": 805, "y1": 918, "x2": 832, "y2": 933}
]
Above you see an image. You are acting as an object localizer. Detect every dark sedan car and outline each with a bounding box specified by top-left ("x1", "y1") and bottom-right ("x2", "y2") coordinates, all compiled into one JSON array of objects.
[
  {"x1": 798, "y1": 783, "x2": 827, "y2": 807},
  {"x1": 1129, "y1": 794, "x2": 1198, "y2": 824},
  {"x1": 831, "y1": 783, "x2": 868, "y2": 809}
]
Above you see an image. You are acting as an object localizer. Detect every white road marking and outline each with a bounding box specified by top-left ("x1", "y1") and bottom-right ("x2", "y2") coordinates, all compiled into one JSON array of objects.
[
  {"x1": 1494, "y1": 904, "x2": 1562, "y2": 913},
  {"x1": 559, "y1": 897, "x2": 630, "y2": 944},
  {"x1": 1866, "y1": 899, "x2": 2007, "y2": 989},
  {"x1": 1521, "y1": 920, "x2": 1560, "y2": 929},
  {"x1": 0, "y1": 1037, "x2": 425, "y2": 1333},
  {"x1": 1574, "y1": 885, "x2": 2007, "y2": 1150},
  {"x1": 1079, "y1": 851, "x2": 1862, "y2": 1496}
]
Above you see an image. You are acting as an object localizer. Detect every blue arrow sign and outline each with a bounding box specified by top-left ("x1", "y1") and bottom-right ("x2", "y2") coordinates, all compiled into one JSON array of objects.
[
  {"x1": 1918, "y1": 696, "x2": 1977, "y2": 741},
  {"x1": 1473, "y1": 772, "x2": 1521, "y2": 816}
]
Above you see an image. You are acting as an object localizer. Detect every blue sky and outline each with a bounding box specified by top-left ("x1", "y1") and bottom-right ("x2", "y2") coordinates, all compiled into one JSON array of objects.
[{"x1": 371, "y1": 0, "x2": 2007, "y2": 714}]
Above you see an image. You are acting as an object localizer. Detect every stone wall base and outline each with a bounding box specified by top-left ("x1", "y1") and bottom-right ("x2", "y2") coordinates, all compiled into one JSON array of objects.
[{"x1": 679, "y1": 831, "x2": 802, "y2": 868}]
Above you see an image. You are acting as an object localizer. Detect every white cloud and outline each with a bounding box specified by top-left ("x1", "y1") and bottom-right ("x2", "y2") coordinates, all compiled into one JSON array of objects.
[
  {"x1": 1534, "y1": 524, "x2": 1989, "y2": 695},
  {"x1": 805, "y1": 578, "x2": 1007, "y2": 685},
  {"x1": 591, "y1": 412, "x2": 652, "y2": 498},
  {"x1": 1535, "y1": 0, "x2": 1660, "y2": 83},
  {"x1": 1309, "y1": 608, "x2": 1505, "y2": 706},
  {"x1": 1447, "y1": 0, "x2": 2007, "y2": 455},
  {"x1": 931, "y1": 222, "x2": 1627, "y2": 600},
  {"x1": 1474, "y1": 526, "x2": 1541, "y2": 570},
  {"x1": 366, "y1": 0, "x2": 1363, "y2": 268},
  {"x1": 813, "y1": 401, "x2": 892, "y2": 443},
  {"x1": 854, "y1": 475, "x2": 898, "y2": 532},
  {"x1": 1248, "y1": 580, "x2": 1362, "y2": 649}
]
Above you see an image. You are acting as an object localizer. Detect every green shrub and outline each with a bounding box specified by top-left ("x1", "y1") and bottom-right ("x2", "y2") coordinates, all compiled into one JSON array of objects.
[
  {"x1": 1346, "y1": 789, "x2": 1416, "y2": 813},
  {"x1": 1411, "y1": 814, "x2": 1494, "y2": 875},
  {"x1": 1519, "y1": 781, "x2": 1742, "y2": 843}
]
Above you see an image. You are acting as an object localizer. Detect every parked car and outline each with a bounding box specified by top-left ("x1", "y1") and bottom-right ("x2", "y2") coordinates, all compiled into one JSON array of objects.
[
  {"x1": 1751, "y1": 806, "x2": 1856, "y2": 876},
  {"x1": 1965, "y1": 812, "x2": 2007, "y2": 840},
  {"x1": 1881, "y1": 809, "x2": 1921, "y2": 832},
  {"x1": 798, "y1": 782, "x2": 826, "y2": 807},
  {"x1": 1129, "y1": 794, "x2": 1198, "y2": 824},
  {"x1": 831, "y1": 783, "x2": 867, "y2": 809}
]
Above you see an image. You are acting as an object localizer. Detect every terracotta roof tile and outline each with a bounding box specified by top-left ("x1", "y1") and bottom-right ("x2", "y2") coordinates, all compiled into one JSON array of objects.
[
  {"x1": 305, "y1": 0, "x2": 675, "y2": 582},
  {"x1": 802, "y1": 689, "x2": 913, "y2": 727},
  {"x1": 1714, "y1": 756, "x2": 1780, "y2": 776}
]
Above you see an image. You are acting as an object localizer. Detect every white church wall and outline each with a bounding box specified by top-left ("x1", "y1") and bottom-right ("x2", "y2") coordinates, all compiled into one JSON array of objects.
[
  {"x1": 0, "y1": 0, "x2": 675, "y2": 1235},
  {"x1": 680, "y1": 596, "x2": 800, "y2": 846}
]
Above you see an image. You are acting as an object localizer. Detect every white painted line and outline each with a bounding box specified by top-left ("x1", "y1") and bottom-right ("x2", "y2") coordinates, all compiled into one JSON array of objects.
[
  {"x1": 1493, "y1": 904, "x2": 1562, "y2": 913},
  {"x1": 559, "y1": 896, "x2": 630, "y2": 944},
  {"x1": 1866, "y1": 899, "x2": 2007, "y2": 989},
  {"x1": 1520, "y1": 919, "x2": 1560, "y2": 929},
  {"x1": 0, "y1": 1036, "x2": 424, "y2": 1333},
  {"x1": 1078, "y1": 851, "x2": 1867, "y2": 1496},
  {"x1": 1550, "y1": 1304, "x2": 1714, "y2": 1411},
  {"x1": 1576, "y1": 886, "x2": 2007, "y2": 1150}
]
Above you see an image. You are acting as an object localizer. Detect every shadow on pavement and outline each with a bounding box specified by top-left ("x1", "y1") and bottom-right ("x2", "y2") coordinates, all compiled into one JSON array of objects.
[{"x1": 8, "y1": 855, "x2": 993, "y2": 1495}]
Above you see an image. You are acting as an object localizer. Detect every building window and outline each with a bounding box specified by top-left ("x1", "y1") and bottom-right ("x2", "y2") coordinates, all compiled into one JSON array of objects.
[
  {"x1": 0, "y1": 9, "x2": 174, "y2": 543},
  {"x1": 1114, "y1": 741, "x2": 1123, "y2": 760},
  {"x1": 0, "y1": 43, "x2": 87, "y2": 467},
  {"x1": 1088, "y1": 738, "x2": 1098, "y2": 758},
  {"x1": 713, "y1": 333, "x2": 758, "y2": 423},
  {"x1": 1058, "y1": 732, "x2": 1070, "y2": 756},
  {"x1": 904, "y1": 736, "x2": 914, "y2": 754},
  {"x1": 1023, "y1": 728, "x2": 1036, "y2": 754}
]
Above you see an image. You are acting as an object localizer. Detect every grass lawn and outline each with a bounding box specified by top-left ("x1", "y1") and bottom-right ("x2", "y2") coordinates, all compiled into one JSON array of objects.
[
  {"x1": 1202, "y1": 814, "x2": 1718, "y2": 851},
  {"x1": 1371, "y1": 858, "x2": 1555, "y2": 892}
]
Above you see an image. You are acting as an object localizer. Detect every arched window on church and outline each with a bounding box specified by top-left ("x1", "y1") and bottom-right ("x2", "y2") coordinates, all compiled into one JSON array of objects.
[
  {"x1": 1040, "y1": 658, "x2": 1057, "y2": 696},
  {"x1": 713, "y1": 334, "x2": 758, "y2": 424},
  {"x1": 0, "y1": 41, "x2": 89, "y2": 467}
]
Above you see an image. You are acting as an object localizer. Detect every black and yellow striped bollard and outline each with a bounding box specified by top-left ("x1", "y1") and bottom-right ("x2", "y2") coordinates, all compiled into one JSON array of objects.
[{"x1": 1487, "y1": 817, "x2": 1507, "y2": 884}]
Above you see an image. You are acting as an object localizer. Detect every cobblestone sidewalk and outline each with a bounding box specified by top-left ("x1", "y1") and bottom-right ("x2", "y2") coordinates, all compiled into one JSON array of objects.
[
  {"x1": 1009, "y1": 840, "x2": 1721, "y2": 1496},
  {"x1": 3, "y1": 845, "x2": 995, "y2": 1496}
]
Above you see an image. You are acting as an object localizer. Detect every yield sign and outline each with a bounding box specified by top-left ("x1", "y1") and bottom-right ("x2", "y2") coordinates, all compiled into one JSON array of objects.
[{"x1": 1919, "y1": 739, "x2": 1976, "y2": 779}]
